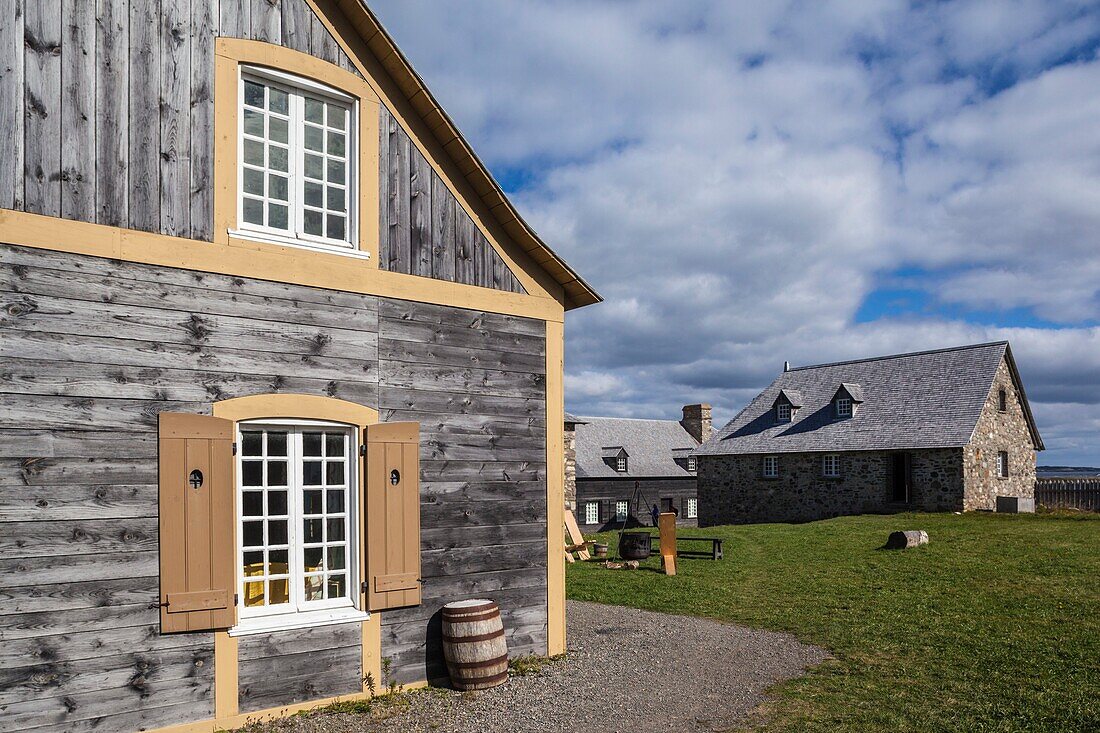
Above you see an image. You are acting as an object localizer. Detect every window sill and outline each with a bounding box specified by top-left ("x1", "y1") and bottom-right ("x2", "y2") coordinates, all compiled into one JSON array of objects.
[
  {"x1": 228, "y1": 229, "x2": 372, "y2": 261},
  {"x1": 229, "y1": 607, "x2": 370, "y2": 637}
]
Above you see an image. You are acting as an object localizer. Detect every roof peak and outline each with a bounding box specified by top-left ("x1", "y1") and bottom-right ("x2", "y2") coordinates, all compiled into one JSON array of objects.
[{"x1": 788, "y1": 341, "x2": 1008, "y2": 373}]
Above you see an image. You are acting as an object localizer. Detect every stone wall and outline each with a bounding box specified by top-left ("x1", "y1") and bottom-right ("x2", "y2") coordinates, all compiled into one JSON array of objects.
[
  {"x1": 963, "y1": 358, "x2": 1037, "y2": 510},
  {"x1": 564, "y1": 422, "x2": 577, "y2": 511},
  {"x1": 697, "y1": 448, "x2": 964, "y2": 526}
]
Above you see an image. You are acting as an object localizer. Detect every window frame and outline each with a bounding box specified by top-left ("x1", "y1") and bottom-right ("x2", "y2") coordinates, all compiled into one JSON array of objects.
[
  {"x1": 823, "y1": 454, "x2": 842, "y2": 478},
  {"x1": 998, "y1": 388, "x2": 1008, "y2": 412},
  {"x1": 584, "y1": 501, "x2": 600, "y2": 525},
  {"x1": 776, "y1": 402, "x2": 792, "y2": 422},
  {"x1": 233, "y1": 65, "x2": 363, "y2": 259},
  {"x1": 835, "y1": 397, "x2": 853, "y2": 418},
  {"x1": 997, "y1": 450, "x2": 1009, "y2": 478},
  {"x1": 616, "y1": 456, "x2": 628, "y2": 472},
  {"x1": 232, "y1": 418, "x2": 366, "y2": 635},
  {"x1": 686, "y1": 497, "x2": 698, "y2": 519},
  {"x1": 615, "y1": 500, "x2": 629, "y2": 521},
  {"x1": 762, "y1": 455, "x2": 779, "y2": 478},
  {"x1": 687, "y1": 456, "x2": 697, "y2": 472}
]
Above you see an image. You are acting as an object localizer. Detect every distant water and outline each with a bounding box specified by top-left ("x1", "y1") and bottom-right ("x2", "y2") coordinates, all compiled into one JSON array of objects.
[{"x1": 1038, "y1": 466, "x2": 1100, "y2": 478}]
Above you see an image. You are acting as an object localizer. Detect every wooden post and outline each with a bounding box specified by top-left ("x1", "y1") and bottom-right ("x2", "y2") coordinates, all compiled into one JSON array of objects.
[{"x1": 659, "y1": 512, "x2": 677, "y2": 576}]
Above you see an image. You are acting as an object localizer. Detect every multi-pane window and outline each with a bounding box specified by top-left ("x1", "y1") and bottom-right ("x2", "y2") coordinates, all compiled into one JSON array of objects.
[
  {"x1": 615, "y1": 500, "x2": 629, "y2": 521},
  {"x1": 687, "y1": 456, "x2": 697, "y2": 472},
  {"x1": 616, "y1": 456, "x2": 628, "y2": 472},
  {"x1": 777, "y1": 403, "x2": 792, "y2": 421},
  {"x1": 998, "y1": 451, "x2": 1009, "y2": 478},
  {"x1": 239, "y1": 71, "x2": 355, "y2": 250},
  {"x1": 835, "y1": 397, "x2": 852, "y2": 417},
  {"x1": 238, "y1": 423, "x2": 355, "y2": 621},
  {"x1": 763, "y1": 455, "x2": 779, "y2": 478},
  {"x1": 584, "y1": 501, "x2": 600, "y2": 525},
  {"x1": 686, "y1": 498, "x2": 698, "y2": 519},
  {"x1": 823, "y1": 454, "x2": 841, "y2": 477}
]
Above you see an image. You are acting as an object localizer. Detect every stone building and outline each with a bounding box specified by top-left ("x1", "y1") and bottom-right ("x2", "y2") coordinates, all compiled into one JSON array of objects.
[
  {"x1": 567, "y1": 405, "x2": 711, "y2": 528},
  {"x1": 695, "y1": 343, "x2": 1043, "y2": 525}
]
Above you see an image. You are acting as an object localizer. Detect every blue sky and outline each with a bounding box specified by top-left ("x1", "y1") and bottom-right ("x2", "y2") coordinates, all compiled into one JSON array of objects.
[{"x1": 372, "y1": 1, "x2": 1100, "y2": 466}]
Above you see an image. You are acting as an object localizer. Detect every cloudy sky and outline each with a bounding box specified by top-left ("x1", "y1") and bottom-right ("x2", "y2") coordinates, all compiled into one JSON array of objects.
[{"x1": 371, "y1": 1, "x2": 1100, "y2": 466}]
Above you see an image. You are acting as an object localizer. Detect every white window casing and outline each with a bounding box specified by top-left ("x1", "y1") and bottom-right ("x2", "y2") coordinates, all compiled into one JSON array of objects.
[
  {"x1": 616, "y1": 456, "x2": 627, "y2": 472},
  {"x1": 763, "y1": 455, "x2": 779, "y2": 478},
  {"x1": 234, "y1": 67, "x2": 364, "y2": 259},
  {"x1": 584, "y1": 501, "x2": 600, "y2": 525},
  {"x1": 835, "y1": 397, "x2": 852, "y2": 417},
  {"x1": 615, "y1": 500, "x2": 629, "y2": 520},
  {"x1": 686, "y1": 498, "x2": 698, "y2": 519},
  {"x1": 687, "y1": 456, "x2": 697, "y2": 472},
  {"x1": 777, "y1": 403, "x2": 791, "y2": 421},
  {"x1": 232, "y1": 421, "x2": 366, "y2": 635},
  {"x1": 823, "y1": 454, "x2": 841, "y2": 478},
  {"x1": 998, "y1": 451, "x2": 1009, "y2": 478}
]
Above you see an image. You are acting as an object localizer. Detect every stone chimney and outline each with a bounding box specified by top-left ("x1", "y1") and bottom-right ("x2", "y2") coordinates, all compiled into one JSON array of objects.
[
  {"x1": 563, "y1": 414, "x2": 581, "y2": 511},
  {"x1": 681, "y1": 403, "x2": 712, "y2": 444}
]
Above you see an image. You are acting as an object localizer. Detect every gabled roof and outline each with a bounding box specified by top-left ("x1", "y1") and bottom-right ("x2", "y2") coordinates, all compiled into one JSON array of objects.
[
  {"x1": 333, "y1": 1, "x2": 601, "y2": 310},
  {"x1": 774, "y1": 389, "x2": 804, "y2": 408},
  {"x1": 838, "y1": 383, "x2": 865, "y2": 403},
  {"x1": 600, "y1": 446, "x2": 628, "y2": 459},
  {"x1": 574, "y1": 417, "x2": 700, "y2": 479},
  {"x1": 564, "y1": 412, "x2": 588, "y2": 426},
  {"x1": 696, "y1": 342, "x2": 1043, "y2": 456}
]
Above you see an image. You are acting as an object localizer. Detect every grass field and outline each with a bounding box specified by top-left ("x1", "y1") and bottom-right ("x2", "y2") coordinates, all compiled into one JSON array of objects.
[{"x1": 566, "y1": 512, "x2": 1100, "y2": 733}]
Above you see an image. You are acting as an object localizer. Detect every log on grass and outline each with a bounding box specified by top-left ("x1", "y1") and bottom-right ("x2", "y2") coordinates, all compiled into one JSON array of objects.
[{"x1": 886, "y1": 530, "x2": 929, "y2": 549}]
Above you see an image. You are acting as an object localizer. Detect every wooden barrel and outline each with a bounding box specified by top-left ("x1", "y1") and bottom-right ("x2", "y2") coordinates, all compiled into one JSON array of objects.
[{"x1": 441, "y1": 599, "x2": 509, "y2": 690}]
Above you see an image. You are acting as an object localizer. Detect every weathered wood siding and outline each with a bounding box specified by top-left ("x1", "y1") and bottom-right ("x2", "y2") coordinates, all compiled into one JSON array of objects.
[
  {"x1": 0, "y1": 0, "x2": 358, "y2": 238},
  {"x1": 378, "y1": 106, "x2": 526, "y2": 294},
  {"x1": 376, "y1": 298, "x2": 548, "y2": 684},
  {"x1": 575, "y1": 477, "x2": 699, "y2": 528},
  {"x1": 0, "y1": 243, "x2": 548, "y2": 721}
]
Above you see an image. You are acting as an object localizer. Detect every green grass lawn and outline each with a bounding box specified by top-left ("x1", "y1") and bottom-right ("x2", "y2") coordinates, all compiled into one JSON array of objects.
[{"x1": 566, "y1": 512, "x2": 1100, "y2": 733}]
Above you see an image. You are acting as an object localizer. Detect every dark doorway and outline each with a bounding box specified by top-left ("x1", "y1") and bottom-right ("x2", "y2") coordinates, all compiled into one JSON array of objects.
[
  {"x1": 661, "y1": 498, "x2": 674, "y2": 513},
  {"x1": 891, "y1": 453, "x2": 912, "y2": 503}
]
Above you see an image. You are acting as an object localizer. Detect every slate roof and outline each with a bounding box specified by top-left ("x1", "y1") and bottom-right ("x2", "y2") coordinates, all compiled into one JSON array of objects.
[
  {"x1": 573, "y1": 417, "x2": 699, "y2": 479},
  {"x1": 696, "y1": 341, "x2": 1043, "y2": 456}
]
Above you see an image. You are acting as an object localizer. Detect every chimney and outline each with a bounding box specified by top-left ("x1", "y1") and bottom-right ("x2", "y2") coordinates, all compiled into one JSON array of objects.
[
  {"x1": 681, "y1": 403, "x2": 712, "y2": 444},
  {"x1": 784, "y1": 360, "x2": 790, "y2": 372}
]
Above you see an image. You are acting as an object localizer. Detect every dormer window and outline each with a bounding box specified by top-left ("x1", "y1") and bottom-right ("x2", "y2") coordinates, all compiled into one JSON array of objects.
[
  {"x1": 832, "y1": 383, "x2": 862, "y2": 419},
  {"x1": 835, "y1": 397, "x2": 852, "y2": 418},
  {"x1": 616, "y1": 456, "x2": 627, "y2": 472},
  {"x1": 776, "y1": 403, "x2": 791, "y2": 421},
  {"x1": 772, "y1": 389, "x2": 802, "y2": 423},
  {"x1": 687, "y1": 456, "x2": 697, "y2": 472}
]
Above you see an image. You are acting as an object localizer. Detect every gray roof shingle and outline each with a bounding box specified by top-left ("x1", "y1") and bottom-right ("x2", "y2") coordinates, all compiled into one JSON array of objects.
[
  {"x1": 574, "y1": 417, "x2": 699, "y2": 478},
  {"x1": 696, "y1": 342, "x2": 1040, "y2": 456}
]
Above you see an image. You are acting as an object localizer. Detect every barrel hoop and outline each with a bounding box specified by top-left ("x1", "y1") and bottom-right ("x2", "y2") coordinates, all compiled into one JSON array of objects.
[
  {"x1": 441, "y1": 609, "x2": 502, "y2": 624},
  {"x1": 442, "y1": 628, "x2": 506, "y2": 644},
  {"x1": 448, "y1": 654, "x2": 509, "y2": 671},
  {"x1": 442, "y1": 602, "x2": 498, "y2": 617},
  {"x1": 454, "y1": 670, "x2": 510, "y2": 687}
]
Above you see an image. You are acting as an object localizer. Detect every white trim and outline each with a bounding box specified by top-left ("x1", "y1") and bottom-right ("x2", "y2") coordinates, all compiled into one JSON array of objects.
[
  {"x1": 584, "y1": 501, "x2": 600, "y2": 525},
  {"x1": 835, "y1": 397, "x2": 852, "y2": 418},
  {"x1": 823, "y1": 453, "x2": 841, "y2": 478},
  {"x1": 229, "y1": 228, "x2": 372, "y2": 259},
  {"x1": 686, "y1": 497, "x2": 698, "y2": 519},
  {"x1": 616, "y1": 456, "x2": 627, "y2": 472},
  {"x1": 615, "y1": 500, "x2": 629, "y2": 520},
  {"x1": 229, "y1": 607, "x2": 369, "y2": 637},
  {"x1": 777, "y1": 403, "x2": 792, "y2": 421},
  {"x1": 762, "y1": 455, "x2": 779, "y2": 478}
]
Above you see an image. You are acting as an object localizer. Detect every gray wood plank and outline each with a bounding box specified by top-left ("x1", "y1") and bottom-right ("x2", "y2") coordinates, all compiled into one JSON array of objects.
[
  {"x1": 387, "y1": 115, "x2": 411, "y2": 272},
  {"x1": 376, "y1": 105, "x2": 391, "y2": 267},
  {"x1": 455, "y1": 206, "x2": 477, "y2": 284},
  {"x1": 309, "y1": 11, "x2": 338, "y2": 64},
  {"x1": 422, "y1": 435, "x2": 547, "y2": 463},
  {"x1": 190, "y1": 0, "x2": 216, "y2": 240},
  {"x1": 0, "y1": 551, "x2": 157, "y2": 589},
  {"x1": 280, "y1": 0, "x2": 312, "y2": 54},
  {"x1": 376, "y1": 385, "x2": 546, "y2": 419},
  {"x1": 0, "y1": 601, "x2": 157, "y2": 640},
  {"x1": 0, "y1": 0, "x2": 25, "y2": 210},
  {"x1": 0, "y1": 427, "x2": 157, "y2": 458},
  {"x1": 23, "y1": 0, "x2": 62, "y2": 217},
  {"x1": 60, "y1": 0, "x2": 95, "y2": 222},
  {"x1": 473, "y1": 229, "x2": 489, "y2": 288},
  {"x1": 0, "y1": 576, "x2": 158, "y2": 615},
  {"x1": 420, "y1": 522, "x2": 546, "y2": 548},
  {"x1": 237, "y1": 621, "x2": 360, "y2": 661},
  {"x1": 160, "y1": 1, "x2": 190, "y2": 236},
  {"x1": 379, "y1": 411, "x2": 546, "y2": 438},
  {"x1": 0, "y1": 482, "x2": 156, "y2": 522},
  {"x1": 128, "y1": 0, "x2": 160, "y2": 231},
  {"x1": 430, "y1": 173, "x2": 457, "y2": 281},
  {"x1": 239, "y1": 643, "x2": 360, "y2": 712},
  {"x1": 249, "y1": 0, "x2": 280, "y2": 43},
  {"x1": 379, "y1": 361, "x2": 546, "y2": 400},
  {"x1": 379, "y1": 336, "x2": 545, "y2": 374},
  {"x1": 0, "y1": 623, "x2": 207, "y2": 670},
  {"x1": 0, "y1": 517, "x2": 159, "y2": 559},
  {"x1": 219, "y1": 0, "x2": 251, "y2": 38},
  {"x1": 0, "y1": 393, "x2": 200, "y2": 432},
  {"x1": 418, "y1": 460, "x2": 544, "y2": 483},
  {"x1": 419, "y1": 499, "x2": 545, "y2": 528},
  {"x1": 409, "y1": 146, "x2": 433, "y2": 277},
  {"x1": 379, "y1": 296, "x2": 545, "y2": 338},
  {"x1": 378, "y1": 317, "x2": 546, "y2": 357},
  {"x1": 94, "y1": 0, "x2": 128, "y2": 226}
]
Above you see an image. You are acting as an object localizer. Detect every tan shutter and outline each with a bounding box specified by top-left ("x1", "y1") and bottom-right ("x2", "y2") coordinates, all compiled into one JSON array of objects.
[
  {"x1": 158, "y1": 413, "x2": 236, "y2": 633},
  {"x1": 364, "y1": 422, "x2": 422, "y2": 611}
]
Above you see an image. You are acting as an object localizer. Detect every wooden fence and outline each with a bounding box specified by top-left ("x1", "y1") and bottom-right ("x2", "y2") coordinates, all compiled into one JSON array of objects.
[{"x1": 1034, "y1": 478, "x2": 1100, "y2": 512}]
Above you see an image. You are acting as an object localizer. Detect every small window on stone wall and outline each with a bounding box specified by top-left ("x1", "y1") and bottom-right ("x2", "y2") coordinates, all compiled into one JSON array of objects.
[
  {"x1": 997, "y1": 451, "x2": 1009, "y2": 478},
  {"x1": 998, "y1": 388, "x2": 1008, "y2": 412}
]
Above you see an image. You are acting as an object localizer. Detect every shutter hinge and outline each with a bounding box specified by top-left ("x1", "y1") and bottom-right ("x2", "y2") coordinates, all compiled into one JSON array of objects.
[
  {"x1": 360, "y1": 580, "x2": 368, "y2": 595},
  {"x1": 359, "y1": 444, "x2": 366, "y2": 457},
  {"x1": 233, "y1": 593, "x2": 239, "y2": 607},
  {"x1": 232, "y1": 442, "x2": 238, "y2": 456}
]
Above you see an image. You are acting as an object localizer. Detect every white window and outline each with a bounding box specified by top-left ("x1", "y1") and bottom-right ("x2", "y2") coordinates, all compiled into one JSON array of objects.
[
  {"x1": 763, "y1": 455, "x2": 779, "y2": 478},
  {"x1": 236, "y1": 422, "x2": 363, "y2": 633},
  {"x1": 835, "y1": 397, "x2": 852, "y2": 417},
  {"x1": 823, "y1": 454, "x2": 841, "y2": 477},
  {"x1": 687, "y1": 456, "x2": 697, "y2": 472},
  {"x1": 998, "y1": 451, "x2": 1009, "y2": 478},
  {"x1": 616, "y1": 456, "x2": 628, "y2": 472},
  {"x1": 615, "y1": 500, "x2": 629, "y2": 520},
  {"x1": 584, "y1": 501, "x2": 600, "y2": 525},
  {"x1": 777, "y1": 403, "x2": 791, "y2": 421},
  {"x1": 237, "y1": 70, "x2": 358, "y2": 255},
  {"x1": 686, "y1": 498, "x2": 698, "y2": 519}
]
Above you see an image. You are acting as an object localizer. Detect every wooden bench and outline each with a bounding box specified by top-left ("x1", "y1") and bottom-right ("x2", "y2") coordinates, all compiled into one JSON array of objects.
[{"x1": 647, "y1": 535, "x2": 723, "y2": 560}]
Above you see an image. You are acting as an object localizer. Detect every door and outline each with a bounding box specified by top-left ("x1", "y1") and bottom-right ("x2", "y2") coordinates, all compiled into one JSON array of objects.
[{"x1": 891, "y1": 453, "x2": 912, "y2": 503}]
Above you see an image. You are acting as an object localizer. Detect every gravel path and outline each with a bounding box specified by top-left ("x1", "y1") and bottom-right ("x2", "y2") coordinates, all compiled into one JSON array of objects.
[{"x1": 251, "y1": 600, "x2": 827, "y2": 733}]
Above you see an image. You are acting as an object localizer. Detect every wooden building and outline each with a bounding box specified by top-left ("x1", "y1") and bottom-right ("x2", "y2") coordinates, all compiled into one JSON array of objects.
[{"x1": 0, "y1": 3, "x2": 599, "y2": 732}]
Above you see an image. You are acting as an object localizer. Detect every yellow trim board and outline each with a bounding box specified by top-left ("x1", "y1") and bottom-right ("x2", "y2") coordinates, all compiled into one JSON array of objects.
[
  {"x1": 214, "y1": 632, "x2": 239, "y2": 719},
  {"x1": 544, "y1": 320, "x2": 566, "y2": 655},
  {"x1": 0, "y1": 210, "x2": 564, "y2": 323}
]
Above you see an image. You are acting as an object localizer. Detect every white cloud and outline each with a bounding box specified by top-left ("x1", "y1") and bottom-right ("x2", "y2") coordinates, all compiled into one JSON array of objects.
[{"x1": 371, "y1": 1, "x2": 1100, "y2": 464}]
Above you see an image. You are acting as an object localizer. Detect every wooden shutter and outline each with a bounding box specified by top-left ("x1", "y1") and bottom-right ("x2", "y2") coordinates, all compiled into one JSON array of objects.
[
  {"x1": 158, "y1": 413, "x2": 236, "y2": 633},
  {"x1": 364, "y1": 422, "x2": 422, "y2": 611}
]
